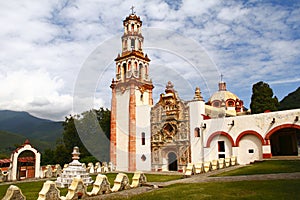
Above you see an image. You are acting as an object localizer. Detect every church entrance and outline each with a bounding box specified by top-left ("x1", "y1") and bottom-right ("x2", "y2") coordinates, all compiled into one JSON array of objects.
[
  {"x1": 17, "y1": 150, "x2": 35, "y2": 180},
  {"x1": 270, "y1": 128, "x2": 300, "y2": 156},
  {"x1": 168, "y1": 152, "x2": 178, "y2": 171}
]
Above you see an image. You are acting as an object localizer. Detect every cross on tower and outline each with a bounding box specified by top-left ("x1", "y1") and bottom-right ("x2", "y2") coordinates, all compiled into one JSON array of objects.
[
  {"x1": 130, "y1": 6, "x2": 135, "y2": 14},
  {"x1": 220, "y1": 74, "x2": 224, "y2": 82}
]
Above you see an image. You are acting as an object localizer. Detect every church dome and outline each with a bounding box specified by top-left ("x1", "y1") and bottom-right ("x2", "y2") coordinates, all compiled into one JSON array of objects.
[
  {"x1": 208, "y1": 82, "x2": 244, "y2": 114},
  {"x1": 209, "y1": 89, "x2": 239, "y2": 103}
]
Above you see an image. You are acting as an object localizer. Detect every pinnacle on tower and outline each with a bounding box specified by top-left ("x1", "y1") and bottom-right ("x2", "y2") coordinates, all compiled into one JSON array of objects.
[{"x1": 193, "y1": 87, "x2": 204, "y2": 101}]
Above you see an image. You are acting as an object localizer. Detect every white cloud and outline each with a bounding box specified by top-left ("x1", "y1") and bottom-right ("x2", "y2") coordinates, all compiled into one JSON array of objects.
[
  {"x1": 0, "y1": 0, "x2": 299, "y2": 120},
  {"x1": 0, "y1": 69, "x2": 72, "y2": 120}
]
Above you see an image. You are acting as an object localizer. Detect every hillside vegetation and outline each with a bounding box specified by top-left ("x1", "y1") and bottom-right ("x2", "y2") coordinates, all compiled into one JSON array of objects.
[
  {"x1": 279, "y1": 87, "x2": 300, "y2": 110},
  {"x1": 0, "y1": 110, "x2": 63, "y2": 157}
]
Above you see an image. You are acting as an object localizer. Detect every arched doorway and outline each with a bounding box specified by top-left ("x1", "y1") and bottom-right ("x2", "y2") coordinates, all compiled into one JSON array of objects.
[
  {"x1": 270, "y1": 128, "x2": 300, "y2": 156},
  {"x1": 17, "y1": 150, "x2": 36, "y2": 180},
  {"x1": 168, "y1": 152, "x2": 177, "y2": 171},
  {"x1": 11, "y1": 140, "x2": 41, "y2": 181}
]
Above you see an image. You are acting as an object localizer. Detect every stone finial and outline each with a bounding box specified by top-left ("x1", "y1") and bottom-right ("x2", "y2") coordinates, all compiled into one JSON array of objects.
[
  {"x1": 130, "y1": 172, "x2": 147, "y2": 188},
  {"x1": 87, "y1": 163, "x2": 95, "y2": 174},
  {"x1": 53, "y1": 164, "x2": 62, "y2": 177},
  {"x1": 193, "y1": 87, "x2": 204, "y2": 101},
  {"x1": 71, "y1": 147, "x2": 80, "y2": 160},
  {"x1": 2, "y1": 185, "x2": 26, "y2": 200},
  {"x1": 24, "y1": 139, "x2": 31, "y2": 145},
  {"x1": 218, "y1": 81, "x2": 227, "y2": 91},
  {"x1": 43, "y1": 165, "x2": 53, "y2": 178},
  {"x1": 165, "y1": 81, "x2": 174, "y2": 93},
  {"x1": 38, "y1": 181, "x2": 60, "y2": 200},
  {"x1": 87, "y1": 174, "x2": 111, "y2": 196},
  {"x1": 62, "y1": 177, "x2": 87, "y2": 200},
  {"x1": 111, "y1": 173, "x2": 130, "y2": 192}
]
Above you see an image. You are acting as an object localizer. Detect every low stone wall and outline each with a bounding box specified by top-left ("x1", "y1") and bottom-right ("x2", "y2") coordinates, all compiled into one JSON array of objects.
[
  {"x1": 184, "y1": 156, "x2": 238, "y2": 177},
  {"x1": 1, "y1": 172, "x2": 147, "y2": 200}
]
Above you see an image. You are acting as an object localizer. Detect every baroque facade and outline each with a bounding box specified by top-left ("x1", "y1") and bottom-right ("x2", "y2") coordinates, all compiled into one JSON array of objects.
[
  {"x1": 110, "y1": 12, "x2": 300, "y2": 172},
  {"x1": 151, "y1": 81, "x2": 191, "y2": 172}
]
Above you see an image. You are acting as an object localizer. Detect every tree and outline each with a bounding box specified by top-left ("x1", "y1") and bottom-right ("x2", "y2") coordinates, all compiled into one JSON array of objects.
[
  {"x1": 42, "y1": 107, "x2": 111, "y2": 165},
  {"x1": 41, "y1": 148, "x2": 55, "y2": 165},
  {"x1": 62, "y1": 115, "x2": 91, "y2": 158},
  {"x1": 250, "y1": 81, "x2": 279, "y2": 114},
  {"x1": 95, "y1": 107, "x2": 111, "y2": 139}
]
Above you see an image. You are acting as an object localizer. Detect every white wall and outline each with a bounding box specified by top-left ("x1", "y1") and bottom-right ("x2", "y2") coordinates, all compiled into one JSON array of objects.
[
  {"x1": 202, "y1": 108, "x2": 300, "y2": 164},
  {"x1": 189, "y1": 100, "x2": 205, "y2": 163},
  {"x1": 238, "y1": 135, "x2": 262, "y2": 164},
  {"x1": 135, "y1": 105, "x2": 152, "y2": 171},
  {"x1": 116, "y1": 90, "x2": 130, "y2": 171},
  {"x1": 135, "y1": 88, "x2": 150, "y2": 106},
  {"x1": 208, "y1": 135, "x2": 232, "y2": 161}
]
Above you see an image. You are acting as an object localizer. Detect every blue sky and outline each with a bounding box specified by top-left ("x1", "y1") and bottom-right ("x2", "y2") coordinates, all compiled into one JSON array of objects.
[{"x1": 0, "y1": 0, "x2": 299, "y2": 120}]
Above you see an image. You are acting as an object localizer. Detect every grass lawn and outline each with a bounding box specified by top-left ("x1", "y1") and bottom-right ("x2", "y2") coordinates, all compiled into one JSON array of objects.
[
  {"x1": 128, "y1": 179, "x2": 300, "y2": 200},
  {"x1": 0, "y1": 173, "x2": 182, "y2": 199},
  {"x1": 213, "y1": 160, "x2": 300, "y2": 177},
  {"x1": 100, "y1": 173, "x2": 182, "y2": 187}
]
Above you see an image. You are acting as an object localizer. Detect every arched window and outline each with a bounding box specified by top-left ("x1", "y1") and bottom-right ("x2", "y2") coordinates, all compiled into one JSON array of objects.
[
  {"x1": 134, "y1": 62, "x2": 138, "y2": 71},
  {"x1": 141, "y1": 132, "x2": 145, "y2": 145},
  {"x1": 139, "y1": 63, "x2": 143, "y2": 79},
  {"x1": 122, "y1": 63, "x2": 127, "y2": 80},
  {"x1": 194, "y1": 127, "x2": 200, "y2": 137},
  {"x1": 227, "y1": 100, "x2": 235, "y2": 107},
  {"x1": 212, "y1": 101, "x2": 221, "y2": 108},
  {"x1": 131, "y1": 39, "x2": 135, "y2": 49},
  {"x1": 131, "y1": 24, "x2": 134, "y2": 31},
  {"x1": 140, "y1": 93, "x2": 143, "y2": 101},
  {"x1": 124, "y1": 40, "x2": 128, "y2": 50},
  {"x1": 128, "y1": 61, "x2": 131, "y2": 71}
]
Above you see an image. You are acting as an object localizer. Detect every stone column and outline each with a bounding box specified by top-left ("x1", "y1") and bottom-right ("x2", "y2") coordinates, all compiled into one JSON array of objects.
[
  {"x1": 110, "y1": 81, "x2": 117, "y2": 167},
  {"x1": 128, "y1": 82, "x2": 136, "y2": 171},
  {"x1": 148, "y1": 89, "x2": 153, "y2": 105}
]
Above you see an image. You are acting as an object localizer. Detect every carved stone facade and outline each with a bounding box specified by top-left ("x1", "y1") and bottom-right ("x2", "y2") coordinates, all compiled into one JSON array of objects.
[{"x1": 151, "y1": 81, "x2": 190, "y2": 172}]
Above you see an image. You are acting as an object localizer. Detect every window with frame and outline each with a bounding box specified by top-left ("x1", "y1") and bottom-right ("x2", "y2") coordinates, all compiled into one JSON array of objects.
[
  {"x1": 212, "y1": 101, "x2": 221, "y2": 107},
  {"x1": 218, "y1": 141, "x2": 225, "y2": 152},
  {"x1": 194, "y1": 127, "x2": 200, "y2": 137},
  {"x1": 141, "y1": 132, "x2": 145, "y2": 145},
  {"x1": 131, "y1": 39, "x2": 135, "y2": 49},
  {"x1": 227, "y1": 100, "x2": 235, "y2": 107}
]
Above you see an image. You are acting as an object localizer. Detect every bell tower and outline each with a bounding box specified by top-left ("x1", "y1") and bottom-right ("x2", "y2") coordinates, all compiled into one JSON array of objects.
[{"x1": 110, "y1": 9, "x2": 154, "y2": 171}]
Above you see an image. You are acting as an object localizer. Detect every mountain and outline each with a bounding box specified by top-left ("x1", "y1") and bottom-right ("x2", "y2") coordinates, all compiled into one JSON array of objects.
[
  {"x1": 0, "y1": 110, "x2": 63, "y2": 141},
  {"x1": 0, "y1": 110, "x2": 63, "y2": 155},
  {"x1": 279, "y1": 87, "x2": 300, "y2": 111},
  {"x1": 0, "y1": 130, "x2": 52, "y2": 158}
]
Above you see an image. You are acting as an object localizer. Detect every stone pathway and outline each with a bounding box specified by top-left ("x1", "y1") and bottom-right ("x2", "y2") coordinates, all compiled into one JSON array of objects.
[{"x1": 91, "y1": 165, "x2": 300, "y2": 199}]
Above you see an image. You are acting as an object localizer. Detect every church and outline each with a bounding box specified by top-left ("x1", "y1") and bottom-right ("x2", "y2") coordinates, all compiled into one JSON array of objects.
[{"x1": 109, "y1": 12, "x2": 300, "y2": 172}]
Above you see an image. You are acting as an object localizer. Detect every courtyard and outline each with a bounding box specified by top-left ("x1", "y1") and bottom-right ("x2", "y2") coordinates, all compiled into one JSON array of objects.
[{"x1": 1, "y1": 159, "x2": 300, "y2": 199}]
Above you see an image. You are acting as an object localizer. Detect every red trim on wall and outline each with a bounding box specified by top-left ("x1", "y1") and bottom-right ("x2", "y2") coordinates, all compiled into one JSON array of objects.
[
  {"x1": 235, "y1": 130, "x2": 265, "y2": 146},
  {"x1": 206, "y1": 131, "x2": 235, "y2": 148},
  {"x1": 128, "y1": 82, "x2": 136, "y2": 171},
  {"x1": 265, "y1": 124, "x2": 300, "y2": 140},
  {"x1": 263, "y1": 153, "x2": 272, "y2": 158},
  {"x1": 110, "y1": 82, "x2": 117, "y2": 166}
]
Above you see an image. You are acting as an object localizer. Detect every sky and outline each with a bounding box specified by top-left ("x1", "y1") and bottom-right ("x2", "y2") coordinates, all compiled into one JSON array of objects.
[{"x1": 0, "y1": 0, "x2": 299, "y2": 121}]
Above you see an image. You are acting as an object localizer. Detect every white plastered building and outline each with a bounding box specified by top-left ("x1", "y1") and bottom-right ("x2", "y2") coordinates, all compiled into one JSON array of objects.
[{"x1": 110, "y1": 13, "x2": 300, "y2": 172}]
